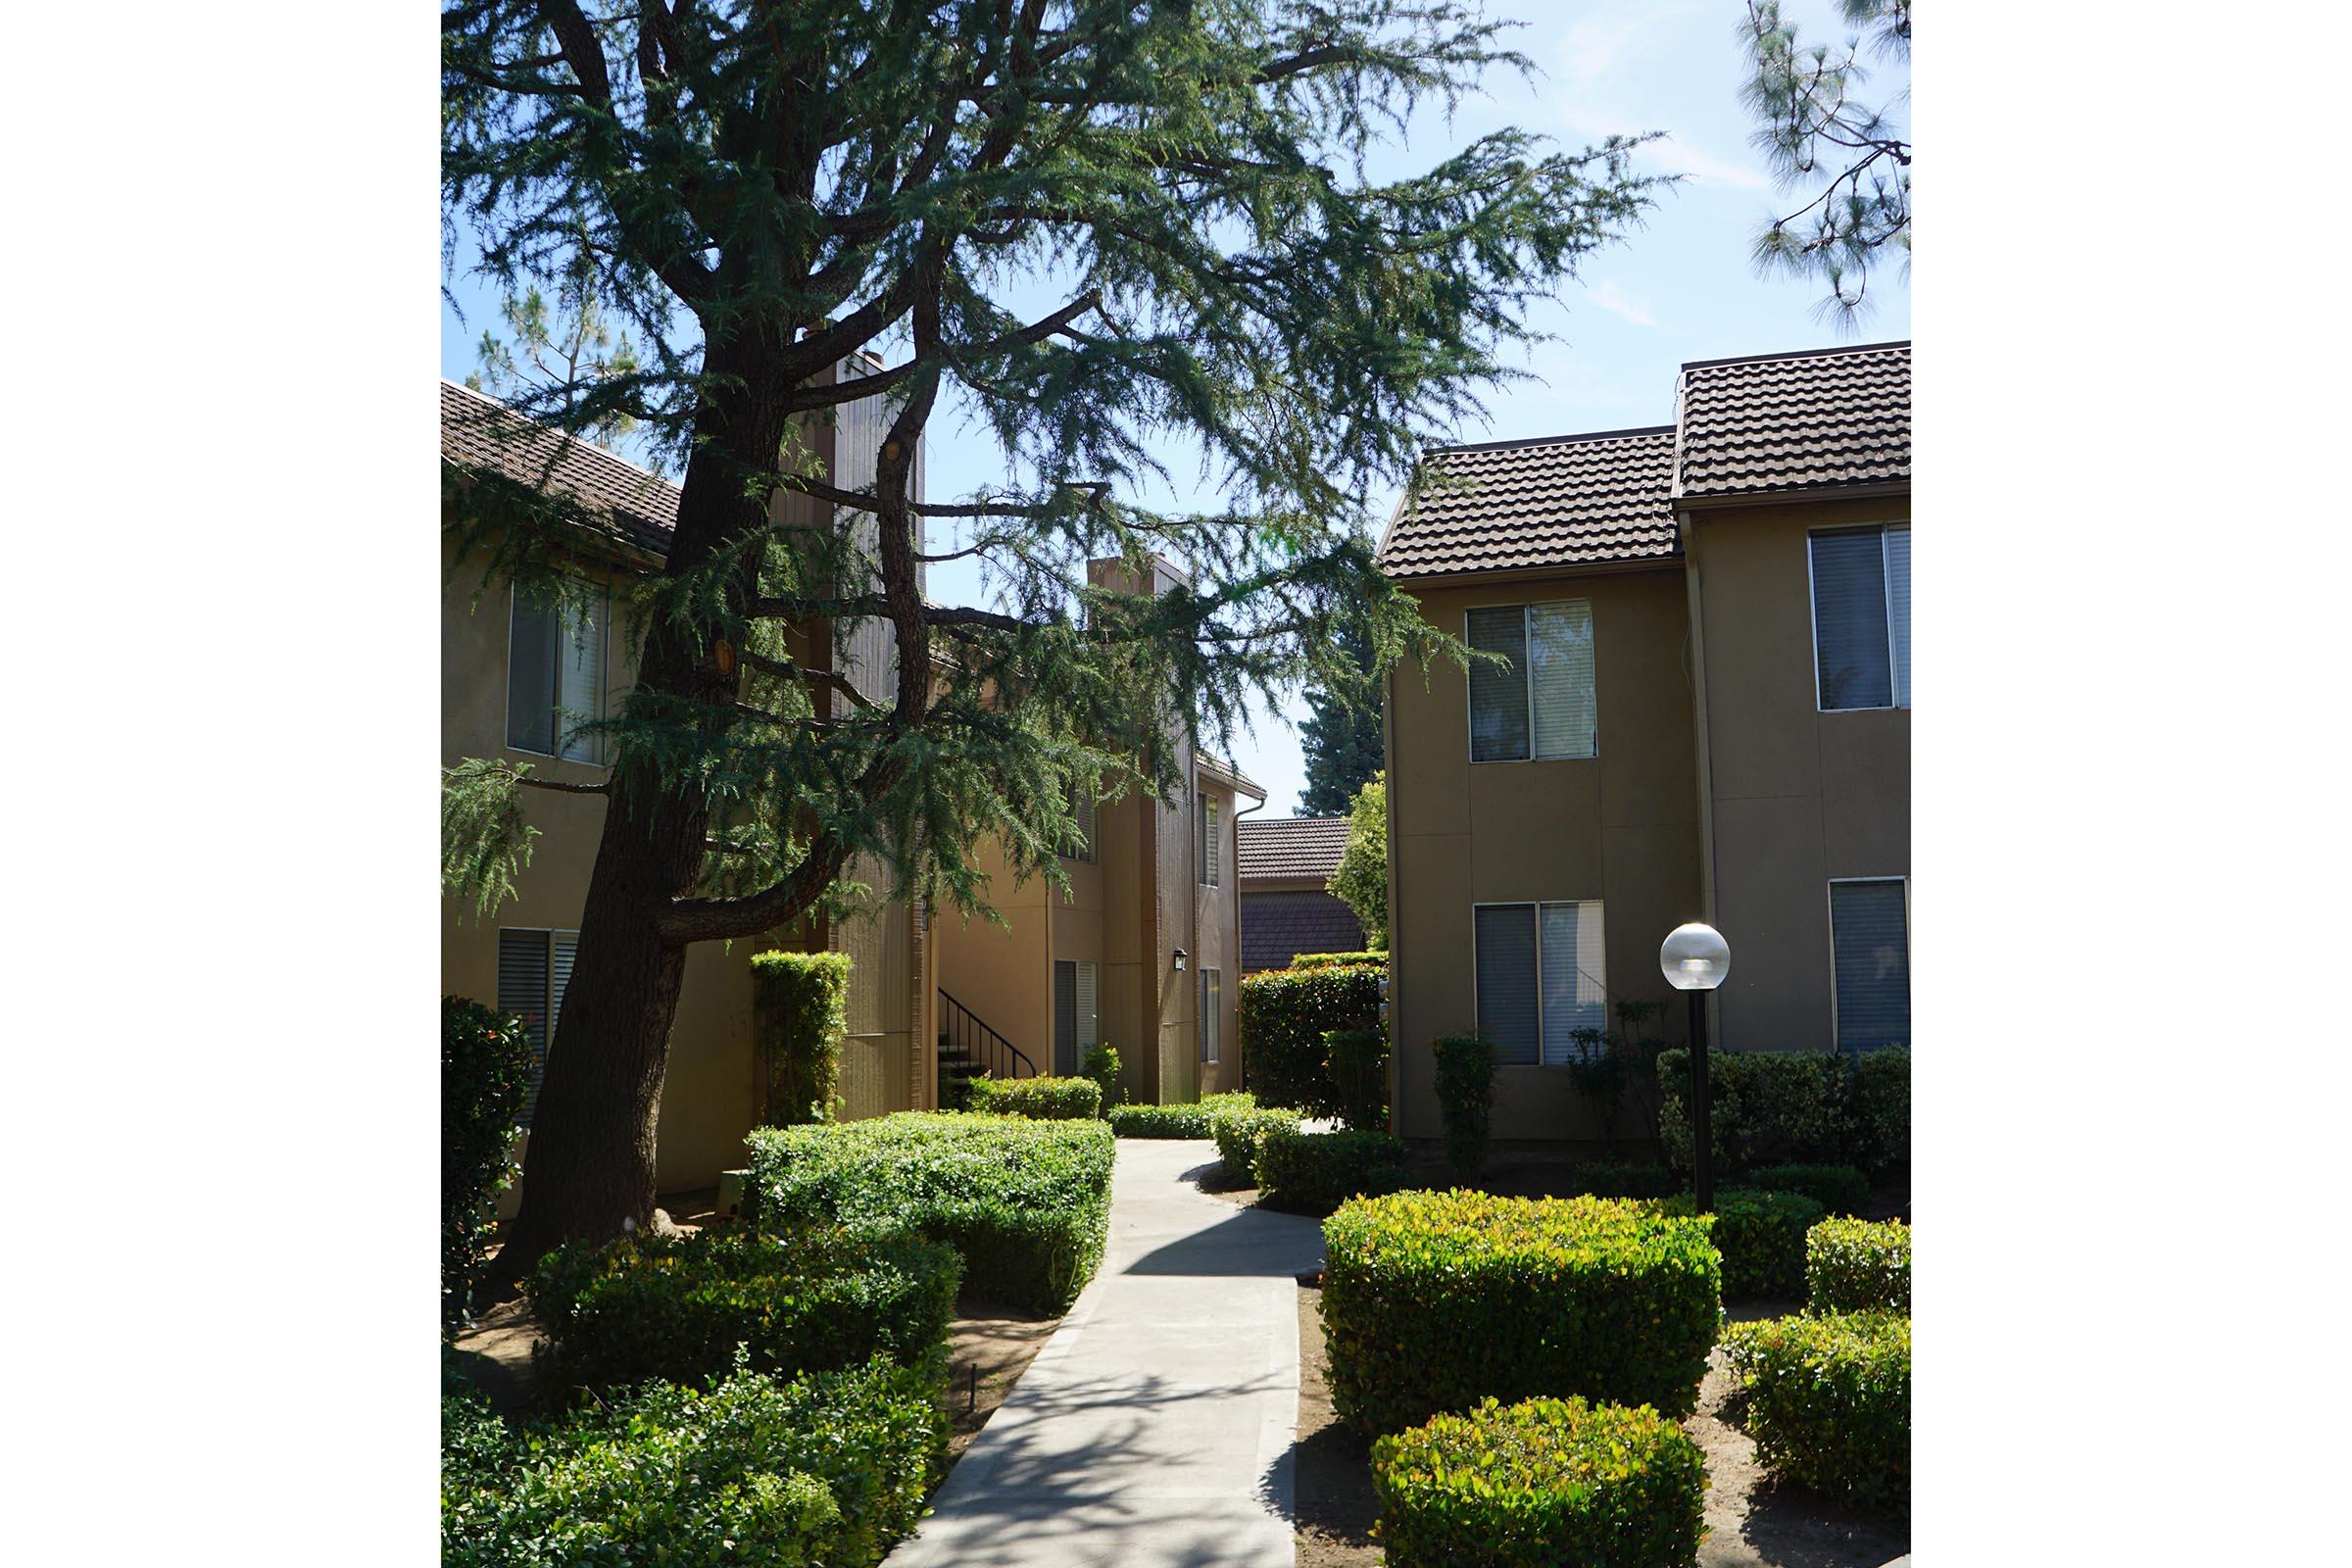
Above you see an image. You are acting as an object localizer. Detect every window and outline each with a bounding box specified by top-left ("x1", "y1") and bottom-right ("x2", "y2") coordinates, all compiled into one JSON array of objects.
[
  {"x1": 1053, "y1": 958, "x2": 1100, "y2": 1075},
  {"x1": 1472, "y1": 900, "x2": 1606, "y2": 1066},
  {"x1": 1200, "y1": 968, "x2": 1222, "y2": 1063},
  {"x1": 497, "y1": 927, "x2": 577, "y2": 1126},
  {"x1": 1829, "y1": 880, "x2": 1910, "y2": 1053},
  {"x1": 1198, "y1": 792, "x2": 1221, "y2": 886},
  {"x1": 1064, "y1": 786, "x2": 1097, "y2": 863},
  {"x1": 1466, "y1": 601, "x2": 1596, "y2": 762},
  {"x1": 1809, "y1": 526, "x2": 1910, "y2": 711},
  {"x1": 508, "y1": 581, "x2": 610, "y2": 762}
]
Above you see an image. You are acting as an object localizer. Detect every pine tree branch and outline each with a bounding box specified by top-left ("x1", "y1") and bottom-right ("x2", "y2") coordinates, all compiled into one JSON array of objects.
[
  {"x1": 515, "y1": 772, "x2": 611, "y2": 796},
  {"x1": 735, "y1": 646, "x2": 877, "y2": 711}
]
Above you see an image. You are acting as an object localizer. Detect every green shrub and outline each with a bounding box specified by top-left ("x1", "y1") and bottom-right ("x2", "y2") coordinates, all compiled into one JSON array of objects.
[
  {"x1": 1849, "y1": 1047, "x2": 1910, "y2": 1175},
  {"x1": 1658, "y1": 1189, "x2": 1824, "y2": 1301},
  {"x1": 525, "y1": 1226, "x2": 960, "y2": 1396},
  {"x1": 1371, "y1": 1396, "x2": 1707, "y2": 1568},
  {"x1": 1431, "y1": 1033, "x2": 1497, "y2": 1181},
  {"x1": 1324, "y1": 1027, "x2": 1391, "y2": 1131},
  {"x1": 1254, "y1": 1125, "x2": 1409, "y2": 1216},
  {"x1": 1106, "y1": 1092, "x2": 1256, "y2": 1138},
  {"x1": 1238, "y1": 961, "x2": 1384, "y2": 1116},
  {"x1": 1722, "y1": 1311, "x2": 1910, "y2": 1513},
  {"x1": 442, "y1": 996, "x2": 535, "y2": 1328},
  {"x1": 1806, "y1": 1217, "x2": 1911, "y2": 1314},
  {"x1": 1565, "y1": 1158, "x2": 1679, "y2": 1200},
  {"x1": 1654, "y1": 1048, "x2": 1854, "y2": 1174},
  {"x1": 1213, "y1": 1104, "x2": 1301, "y2": 1185},
  {"x1": 1292, "y1": 951, "x2": 1388, "y2": 970},
  {"x1": 966, "y1": 1074, "x2": 1102, "y2": 1120},
  {"x1": 1748, "y1": 1161, "x2": 1871, "y2": 1216},
  {"x1": 747, "y1": 1112, "x2": 1114, "y2": 1312},
  {"x1": 751, "y1": 950, "x2": 852, "y2": 1126},
  {"x1": 1321, "y1": 1191, "x2": 1719, "y2": 1434},
  {"x1": 1081, "y1": 1043, "x2": 1123, "y2": 1110},
  {"x1": 442, "y1": 1355, "x2": 946, "y2": 1568}
]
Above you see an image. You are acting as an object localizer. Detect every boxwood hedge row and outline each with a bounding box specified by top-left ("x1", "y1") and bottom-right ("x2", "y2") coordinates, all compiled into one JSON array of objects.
[
  {"x1": 1658, "y1": 1188, "x2": 1825, "y2": 1301},
  {"x1": 1253, "y1": 1125, "x2": 1408, "y2": 1215},
  {"x1": 1237, "y1": 961, "x2": 1384, "y2": 1118},
  {"x1": 1747, "y1": 1161, "x2": 1871, "y2": 1216},
  {"x1": 1211, "y1": 1104, "x2": 1301, "y2": 1184},
  {"x1": 1106, "y1": 1091, "x2": 1256, "y2": 1139},
  {"x1": 966, "y1": 1074, "x2": 1103, "y2": 1120}
]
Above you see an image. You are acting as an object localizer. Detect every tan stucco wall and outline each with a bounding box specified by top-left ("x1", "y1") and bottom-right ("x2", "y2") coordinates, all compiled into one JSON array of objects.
[
  {"x1": 1685, "y1": 495, "x2": 1910, "y2": 1052},
  {"x1": 1383, "y1": 564, "x2": 1703, "y2": 1142}
]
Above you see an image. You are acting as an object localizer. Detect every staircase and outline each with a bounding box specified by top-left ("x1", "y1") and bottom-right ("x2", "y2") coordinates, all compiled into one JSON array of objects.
[{"x1": 937, "y1": 989, "x2": 1038, "y2": 1107}]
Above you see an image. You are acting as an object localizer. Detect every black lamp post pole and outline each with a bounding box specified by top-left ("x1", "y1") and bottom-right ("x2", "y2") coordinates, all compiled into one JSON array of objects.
[{"x1": 1690, "y1": 989, "x2": 1713, "y2": 1213}]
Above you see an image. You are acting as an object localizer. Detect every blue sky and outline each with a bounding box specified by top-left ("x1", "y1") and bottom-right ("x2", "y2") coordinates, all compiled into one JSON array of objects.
[{"x1": 441, "y1": 0, "x2": 1908, "y2": 815}]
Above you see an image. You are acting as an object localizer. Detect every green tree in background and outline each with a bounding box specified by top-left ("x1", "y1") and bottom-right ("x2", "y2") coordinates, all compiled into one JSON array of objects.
[
  {"x1": 1328, "y1": 772, "x2": 1388, "y2": 950},
  {"x1": 441, "y1": 0, "x2": 1659, "y2": 1277},
  {"x1": 1298, "y1": 621, "x2": 1384, "y2": 817},
  {"x1": 1740, "y1": 0, "x2": 1911, "y2": 320}
]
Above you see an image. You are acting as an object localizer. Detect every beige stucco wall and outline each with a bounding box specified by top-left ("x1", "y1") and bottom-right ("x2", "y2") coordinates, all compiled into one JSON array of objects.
[
  {"x1": 1383, "y1": 564, "x2": 1703, "y2": 1142},
  {"x1": 1685, "y1": 494, "x2": 1910, "y2": 1052}
]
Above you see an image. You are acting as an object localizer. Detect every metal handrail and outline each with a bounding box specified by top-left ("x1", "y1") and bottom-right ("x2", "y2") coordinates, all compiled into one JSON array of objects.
[{"x1": 937, "y1": 989, "x2": 1038, "y2": 1082}]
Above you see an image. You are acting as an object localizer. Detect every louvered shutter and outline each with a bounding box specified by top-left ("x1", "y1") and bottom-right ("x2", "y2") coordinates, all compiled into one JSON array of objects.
[
  {"x1": 1466, "y1": 607, "x2": 1530, "y2": 761},
  {"x1": 1528, "y1": 602, "x2": 1597, "y2": 760},
  {"x1": 1539, "y1": 901, "x2": 1607, "y2": 1063},
  {"x1": 497, "y1": 931, "x2": 550, "y2": 1126},
  {"x1": 558, "y1": 589, "x2": 607, "y2": 764},
  {"x1": 1810, "y1": 529, "x2": 1894, "y2": 710},
  {"x1": 1053, "y1": 959, "x2": 1078, "y2": 1075},
  {"x1": 1199, "y1": 794, "x2": 1221, "y2": 885},
  {"x1": 1831, "y1": 881, "x2": 1910, "y2": 1053},
  {"x1": 507, "y1": 590, "x2": 560, "y2": 755},
  {"x1": 1885, "y1": 528, "x2": 1911, "y2": 708},
  {"x1": 1474, "y1": 904, "x2": 1540, "y2": 1065}
]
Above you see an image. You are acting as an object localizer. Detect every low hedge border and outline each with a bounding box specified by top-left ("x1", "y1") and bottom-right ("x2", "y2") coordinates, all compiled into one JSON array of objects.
[
  {"x1": 1322, "y1": 1190, "x2": 1720, "y2": 1435},
  {"x1": 1254, "y1": 1125, "x2": 1408, "y2": 1216},
  {"x1": 1371, "y1": 1396, "x2": 1707, "y2": 1568},
  {"x1": 1566, "y1": 1158, "x2": 1679, "y2": 1200},
  {"x1": 1212, "y1": 1104, "x2": 1301, "y2": 1185},
  {"x1": 1106, "y1": 1092, "x2": 1256, "y2": 1139},
  {"x1": 1722, "y1": 1311, "x2": 1910, "y2": 1513},
  {"x1": 967, "y1": 1074, "x2": 1103, "y2": 1120},
  {"x1": 1657, "y1": 1188, "x2": 1826, "y2": 1302},
  {"x1": 1747, "y1": 1162, "x2": 1871, "y2": 1216},
  {"x1": 747, "y1": 1112, "x2": 1115, "y2": 1313},
  {"x1": 442, "y1": 1354, "x2": 946, "y2": 1568},
  {"x1": 525, "y1": 1226, "x2": 961, "y2": 1396},
  {"x1": 1806, "y1": 1216, "x2": 1911, "y2": 1313}
]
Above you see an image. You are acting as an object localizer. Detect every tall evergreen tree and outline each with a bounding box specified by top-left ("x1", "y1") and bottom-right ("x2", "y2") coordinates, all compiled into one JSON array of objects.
[
  {"x1": 1297, "y1": 620, "x2": 1383, "y2": 817},
  {"x1": 441, "y1": 0, "x2": 1661, "y2": 1277}
]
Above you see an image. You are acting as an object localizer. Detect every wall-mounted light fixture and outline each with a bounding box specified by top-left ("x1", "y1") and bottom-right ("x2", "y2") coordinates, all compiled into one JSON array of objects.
[{"x1": 1172, "y1": 947, "x2": 1189, "y2": 973}]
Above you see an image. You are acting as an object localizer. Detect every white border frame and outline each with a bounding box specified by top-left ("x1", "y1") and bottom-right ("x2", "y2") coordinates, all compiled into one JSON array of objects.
[
  {"x1": 1463, "y1": 600, "x2": 1600, "y2": 764},
  {"x1": 1825, "y1": 875, "x2": 1911, "y2": 1054},
  {"x1": 1468, "y1": 898, "x2": 1607, "y2": 1067},
  {"x1": 1806, "y1": 524, "x2": 1911, "y2": 715}
]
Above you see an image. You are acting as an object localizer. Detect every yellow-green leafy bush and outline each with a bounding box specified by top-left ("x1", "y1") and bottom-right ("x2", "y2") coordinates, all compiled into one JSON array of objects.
[
  {"x1": 966, "y1": 1074, "x2": 1102, "y2": 1120},
  {"x1": 751, "y1": 951, "x2": 852, "y2": 1126},
  {"x1": 1254, "y1": 1124, "x2": 1408, "y2": 1215},
  {"x1": 1658, "y1": 1188, "x2": 1825, "y2": 1301},
  {"x1": 1322, "y1": 1190, "x2": 1719, "y2": 1435},
  {"x1": 1805, "y1": 1216, "x2": 1910, "y2": 1313},
  {"x1": 1291, "y1": 951, "x2": 1388, "y2": 970},
  {"x1": 1107, "y1": 1091, "x2": 1256, "y2": 1138},
  {"x1": 1238, "y1": 961, "x2": 1383, "y2": 1115},
  {"x1": 1212, "y1": 1103, "x2": 1300, "y2": 1183},
  {"x1": 1722, "y1": 1311, "x2": 1910, "y2": 1512}
]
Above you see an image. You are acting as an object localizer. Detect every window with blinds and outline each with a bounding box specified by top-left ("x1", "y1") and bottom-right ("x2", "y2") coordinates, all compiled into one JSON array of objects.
[
  {"x1": 496, "y1": 927, "x2": 577, "y2": 1126},
  {"x1": 508, "y1": 581, "x2": 609, "y2": 762},
  {"x1": 1810, "y1": 526, "x2": 1910, "y2": 711},
  {"x1": 1474, "y1": 900, "x2": 1606, "y2": 1066},
  {"x1": 1053, "y1": 958, "x2": 1100, "y2": 1075},
  {"x1": 1200, "y1": 968, "x2": 1222, "y2": 1062},
  {"x1": 1830, "y1": 880, "x2": 1909, "y2": 1054},
  {"x1": 1198, "y1": 792, "x2": 1221, "y2": 886},
  {"x1": 1466, "y1": 601, "x2": 1597, "y2": 762}
]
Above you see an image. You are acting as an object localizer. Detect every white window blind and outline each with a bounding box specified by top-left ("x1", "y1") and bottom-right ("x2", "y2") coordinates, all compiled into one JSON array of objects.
[
  {"x1": 1468, "y1": 601, "x2": 1596, "y2": 761},
  {"x1": 1830, "y1": 880, "x2": 1910, "y2": 1053},
  {"x1": 1054, "y1": 958, "x2": 1101, "y2": 1075},
  {"x1": 497, "y1": 927, "x2": 577, "y2": 1126},
  {"x1": 1474, "y1": 904, "x2": 1541, "y2": 1065},
  {"x1": 508, "y1": 582, "x2": 609, "y2": 762},
  {"x1": 1077, "y1": 961, "x2": 1100, "y2": 1052},
  {"x1": 1476, "y1": 900, "x2": 1607, "y2": 1066},
  {"x1": 1199, "y1": 793, "x2": 1221, "y2": 886},
  {"x1": 1200, "y1": 968, "x2": 1222, "y2": 1062},
  {"x1": 1539, "y1": 901, "x2": 1608, "y2": 1064},
  {"x1": 1810, "y1": 527, "x2": 1908, "y2": 711}
]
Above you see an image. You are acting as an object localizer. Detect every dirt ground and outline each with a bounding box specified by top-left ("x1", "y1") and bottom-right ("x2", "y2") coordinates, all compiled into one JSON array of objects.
[{"x1": 1289, "y1": 1285, "x2": 1909, "y2": 1568}]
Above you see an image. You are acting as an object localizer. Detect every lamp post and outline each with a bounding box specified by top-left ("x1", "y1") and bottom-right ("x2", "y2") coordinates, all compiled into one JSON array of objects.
[{"x1": 1659, "y1": 922, "x2": 1731, "y2": 1212}]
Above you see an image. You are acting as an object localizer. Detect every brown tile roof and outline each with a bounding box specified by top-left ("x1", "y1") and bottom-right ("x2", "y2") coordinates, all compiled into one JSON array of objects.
[
  {"x1": 440, "y1": 379, "x2": 679, "y2": 555},
  {"x1": 1240, "y1": 890, "x2": 1367, "y2": 972},
  {"x1": 1376, "y1": 426, "x2": 1678, "y2": 581},
  {"x1": 1239, "y1": 815, "x2": 1352, "y2": 881},
  {"x1": 1672, "y1": 341, "x2": 1910, "y2": 502}
]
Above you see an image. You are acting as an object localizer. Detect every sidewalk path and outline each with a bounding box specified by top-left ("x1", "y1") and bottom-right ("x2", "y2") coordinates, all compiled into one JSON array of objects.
[{"x1": 886, "y1": 1138, "x2": 1324, "y2": 1568}]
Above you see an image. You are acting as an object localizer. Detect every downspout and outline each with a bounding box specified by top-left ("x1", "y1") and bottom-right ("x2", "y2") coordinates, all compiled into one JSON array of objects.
[
  {"x1": 1381, "y1": 662, "x2": 1401, "y2": 1137},
  {"x1": 1681, "y1": 509, "x2": 1723, "y2": 1049}
]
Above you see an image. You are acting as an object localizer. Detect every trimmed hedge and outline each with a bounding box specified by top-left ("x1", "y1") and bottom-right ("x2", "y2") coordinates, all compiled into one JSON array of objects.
[
  {"x1": 1723, "y1": 1311, "x2": 1910, "y2": 1513},
  {"x1": 1081, "y1": 1044, "x2": 1123, "y2": 1110},
  {"x1": 1212, "y1": 1104, "x2": 1301, "y2": 1185},
  {"x1": 1238, "y1": 961, "x2": 1384, "y2": 1116},
  {"x1": 1432, "y1": 1033, "x2": 1496, "y2": 1180},
  {"x1": 525, "y1": 1226, "x2": 960, "y2": 1396},
  {"x1": 1107, "y1": 1091, "x2": 1256, "y2": 1139},
  {"x1": 1322, "y1": 1190, "x2": 1720, "y2": 1435},
  {"x1": 1806, "y1": 1217, "x2": 1911, "y2": 1314},
  {"x1": 1659, "y1": 1189, "x2": 1825, "y2": 1301},
  {"x1": 1324, "y1": 1027, "x2": 1391, "y2": 1131},
  {"x1": 1748, "y1": 1161, "x2": 1871, "y2": 1216},
  {"x1": 751, "y1": 950, "x2": 852, "y2": 1126},
  {"x1": 442, "y1": 1355, "x2": 946, "y2": 1568},
  {"x1": 1566, "y1": 1158, "x2": 1679, "y2": 1200},
  {"x1": 967, "y1": 1074, "x2": 1103, "y2": 1121},
  {"x1": 442, "y1": 997, "x2": 535, "y2": 1328},
  {"x1": 1656, "y1": 1047, "x2": 1910, "y2": 1177},
  {"x1": 1292, "y1": 951, "x2": 1388, "y2": 970},
  {"x1": 1371, "y1": 1396, "x2": 1707, "y2": 1568},
  {"x1": 1254, "y1": 1125, "x2": 1409, "y2": 1216},
  {"x1": 1849, "y1": 1048, "x2": 1911, "y2": 1175},
  {"x1": 747, "y1": 1113, "x2": 1114, "y2": 1312}
]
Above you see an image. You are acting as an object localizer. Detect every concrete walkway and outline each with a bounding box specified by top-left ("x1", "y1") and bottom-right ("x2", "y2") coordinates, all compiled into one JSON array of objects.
[{"x1": 886, "y1": 1138, "x2": 1325, "y2": 1568}]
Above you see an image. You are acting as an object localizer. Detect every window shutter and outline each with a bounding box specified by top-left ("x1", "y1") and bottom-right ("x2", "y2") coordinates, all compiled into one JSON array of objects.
[
  {"x1": 1831, "y1": 881, "x2": 1910, "y2": 1053},
  {"x1": 1077, "y1": 960, "x2": 1100, "y2": 1052},
  {"x1": 1474, "y1": 904, "x2": 1540, "y2": 1065},
  {"x1": 1810, "y1": 530, "x2": 1894, "y2": 710},
  {"x1": 498, "y1": 930, "x2": 551, "y2": 1126},
  {"x1": 1885, "y1": 528, "x2": 1911, "y2": 708},
  {"x1": 1539, "y1": 901, "x2": 1607, "y2": 1063},
  {"x1": 507, "y1": 589, "x2": 560, "y2": 755},
  {"x1": 1053, "y1": 959, "x2": 1078, "y2": 1074},
  {"x1": 1528, "y1": 601, "x2": 1597, "y2": 760},
  {"x1": 1466, "y1": 607, "x2": 1531, "y2": 761},
  {"x1": 558, "y1": 589, "x2": 607, "y2": 764}
]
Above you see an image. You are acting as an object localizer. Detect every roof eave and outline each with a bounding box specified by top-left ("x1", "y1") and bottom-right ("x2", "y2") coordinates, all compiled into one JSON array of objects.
[
  {"x1": 1377, "y1": 551, "x2": 1686, "y2": 589},
  {"x1": 1671, "y1": 478, "x2": 1912, "y2": 513}
]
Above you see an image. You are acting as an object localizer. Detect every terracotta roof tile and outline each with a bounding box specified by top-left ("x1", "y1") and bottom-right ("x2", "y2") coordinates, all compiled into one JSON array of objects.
[
  {"x1": 1673, "y1": 341, "x2": 1910, "y2": 501},
  {"x1": 440, "y1": 379, "x2": 679, "y2": 554},
  {"x1": 1238, "y1": 815, "x2": 1352, "y2": 881},
  {"x1": 1377, "y1": 426, "x2": 1677, "y2": 581}
]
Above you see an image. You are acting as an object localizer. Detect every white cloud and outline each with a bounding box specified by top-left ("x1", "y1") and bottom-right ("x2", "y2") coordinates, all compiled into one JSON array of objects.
[
  {"x1": 1587, "y1": 278, "x2": 1656, "y2": 327},
  {"x1": 1555, "y1": 14, "x2": 1650, "y2": 84},
  {"x1": 1644, "y1": 135, "x2": 1775, "y2": 191}
]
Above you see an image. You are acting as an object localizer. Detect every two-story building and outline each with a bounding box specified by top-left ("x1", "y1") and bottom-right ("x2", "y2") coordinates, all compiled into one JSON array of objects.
[{"x1": 1377, "y1": 340, "x2": 1910, "y2": 1144}]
